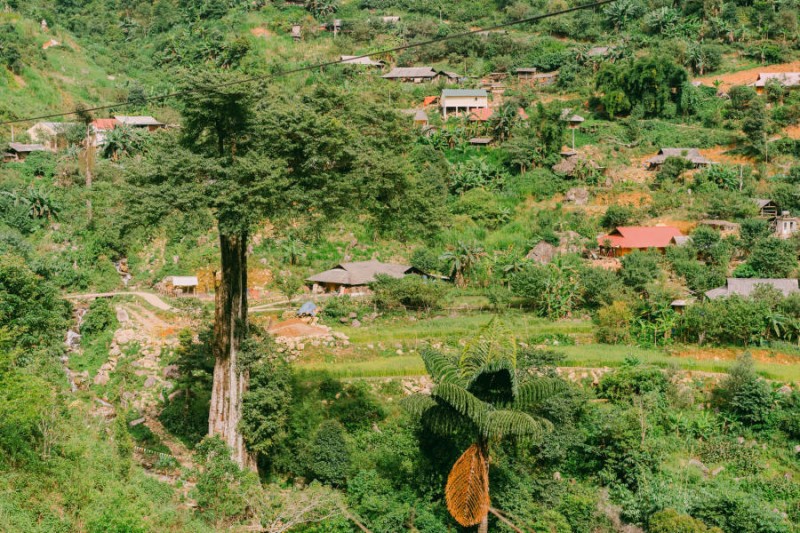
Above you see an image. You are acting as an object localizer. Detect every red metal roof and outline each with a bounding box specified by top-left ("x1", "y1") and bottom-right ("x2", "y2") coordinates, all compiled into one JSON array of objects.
[
  {"x1": 422, "y1": 96, "x2": 439, "y2": 106},
  {"x1": 92, "y1": 118, "x2": 118, "y2": 131},
  {"x1": 597, "y1": 226, "x2": 683, "y2": 249}
]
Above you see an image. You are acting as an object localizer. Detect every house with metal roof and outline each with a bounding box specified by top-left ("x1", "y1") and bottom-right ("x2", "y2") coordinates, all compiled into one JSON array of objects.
[
  {"x1": 3, "y1": 142, "x2": 49, "y2": 163},
  {"x1": 597, "y1": 226, "x2": 684, "y2": 257},
  {"x1": 114, "y1": 115, "x2": 165, "y2": 131},
  {"x1": 306, "y1": 260, "x2": 426, "y2": 294},
  {"x1": 705, "y1": 278, "x2": 800, "y2": 300},
  {"x1": 162, "y1": 275, "x2": 199, "y2": 297},
  {"x1": 27, "y1": 121, "x2": 77, "y2": 150},
  {"x1": 340, "y1": 55, "x2": 385, "y2": 68},
  {"x1": 752, "y1": 72, "x2": 800, "y2": 94},
  {"x1": 382, "y1": 66, "x2": 441, "y2": 83},
  {"x1": 440, "y1": 89, "x2": 489, "y2": 119},
  {"x1": 645, "y1": 148, "x2": 715, "y2": 170}
]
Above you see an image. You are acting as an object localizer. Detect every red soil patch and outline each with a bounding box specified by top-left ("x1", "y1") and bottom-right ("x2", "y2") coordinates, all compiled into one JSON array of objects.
[
  {"x1": 694, "y1": 61, "x2": 800, "y2": 92},
  {"x1": 268, "y1": 318, "x2": 329, "y2": 338},
  {"x1": 784, "y1": 123, "x2": 800, "y2": 140}
]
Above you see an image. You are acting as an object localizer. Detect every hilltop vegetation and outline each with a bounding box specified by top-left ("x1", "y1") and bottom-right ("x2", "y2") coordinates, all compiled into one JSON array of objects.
[{"x1": 3, "y1": 0, "x2": 800, "y2": 531}]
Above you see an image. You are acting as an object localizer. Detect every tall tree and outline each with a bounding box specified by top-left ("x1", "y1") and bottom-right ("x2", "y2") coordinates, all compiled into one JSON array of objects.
[
  {"x1": 127, "y1": 73, "x2": 444, "y2": 469},
  {"x1": 404, "y1": 320, "x2": 564, "y2": 531}
]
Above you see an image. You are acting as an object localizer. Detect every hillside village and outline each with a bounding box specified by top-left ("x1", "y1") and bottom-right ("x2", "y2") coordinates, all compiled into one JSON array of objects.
[{"x1": 3, "y1": 1, "x2": 800, "y2": 532}]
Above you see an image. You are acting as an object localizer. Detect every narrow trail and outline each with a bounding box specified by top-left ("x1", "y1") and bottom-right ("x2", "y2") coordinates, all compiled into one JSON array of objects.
[{"x1": 65, "y1": 291, "x2": 174, "y2": 311}]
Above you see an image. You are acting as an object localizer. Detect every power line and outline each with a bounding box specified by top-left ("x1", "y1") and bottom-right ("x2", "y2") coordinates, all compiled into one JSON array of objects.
[{"x1": 0, "y1": 0, "x2": 614, "y2": 127}]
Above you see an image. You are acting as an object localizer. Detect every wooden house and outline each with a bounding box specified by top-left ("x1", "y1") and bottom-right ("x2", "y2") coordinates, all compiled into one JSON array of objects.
[
  {"x1": 753, "y1": 72, "x2": 800, "y2": 94},
  {"x1": 306, "y1": 260, "x2": 425, "y2": 294},
  {"x1": 162, "y1": 276, "x2": 199, "y2": 297},
  {"x1": 26, "y1": 121, "x2": 76, "y2": 150},
  {"x1": 90, "y1": 118, "x2": 118, "y2": 147},
  {"x1": 516, "y1": 69, "x2": 559, "y2": 86},
  {"x1": 754, "y1": 199, "x2": 779, "y2": 219},
  {"x1": 382, "y1": 67, "x2": 441, "y2": 83},
  {"x1": 597, "y1": 226, "x2": 683, "y2": 257},
  {"x1": 3, "y1": 142, "x2": 49, "y2": 163},
  {"x1": 705, "y1": 278, "x2": 800, "y2": 300},
  {"x1": 114, "y1": 115, "x2": 165, "y2": 132},
  {"x1": 645, "y1": 148, "x2": 714, "y2": 170},
  {"x1": 340, "y1": 55, "x2": 384, "y2": 68},
  {"x1": 440, "y1": 89, "x2": 489, "y2": 119}
]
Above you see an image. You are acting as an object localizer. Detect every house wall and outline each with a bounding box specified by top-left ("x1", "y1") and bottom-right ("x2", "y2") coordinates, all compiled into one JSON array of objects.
[{"x1": 441, "y1": 95, "x2": 489, "y2": 109}]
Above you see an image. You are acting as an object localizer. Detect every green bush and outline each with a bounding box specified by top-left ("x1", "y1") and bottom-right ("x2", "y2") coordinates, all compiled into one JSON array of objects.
[
  {"x1": 649, "y1": 509, "x2": 723, "y2": 533},
  {"x1": 371, "y1": 274, "x2": 448, "y2": 311},
  {"x1": 310, "y1": 420, "x2": 350, "y2": 486},
  {"x1": 713, "y1": 354, "x2": 775, "y2": 427},
  {"x1": 598, "y1": 357, "x2": 668, "y2": 402},
  {"x1": 80, "y1": 298, "x2": 118, "y2": 339},
  {"x1": 619, "y1": 250, "x2": 661, "y2": 293},
  {"x1": 329, "y1": 381, "x2": 386, "y2": 432}
]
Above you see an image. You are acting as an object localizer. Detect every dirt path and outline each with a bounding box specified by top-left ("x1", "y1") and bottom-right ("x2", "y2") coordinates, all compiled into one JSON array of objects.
[{"x1": 65, "y1": 291, "x2": 173, "y2": 311}]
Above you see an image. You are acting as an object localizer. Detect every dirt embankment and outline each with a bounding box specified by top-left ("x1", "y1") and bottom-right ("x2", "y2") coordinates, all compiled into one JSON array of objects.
[{"x1": 694, "y1": 61, "x2": 800, "y2": 92}]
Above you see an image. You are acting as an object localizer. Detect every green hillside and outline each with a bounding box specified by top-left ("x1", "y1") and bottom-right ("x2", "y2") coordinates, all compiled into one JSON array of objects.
[{"x1": 3, "y1": 1, "x2": 800, "y2": 532}]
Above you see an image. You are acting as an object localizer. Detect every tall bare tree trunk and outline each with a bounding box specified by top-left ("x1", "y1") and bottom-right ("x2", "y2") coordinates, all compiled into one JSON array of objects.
[
  {"x1": 477, "y1": 515, "x2": 488, "y2": 533},
  {"x1": 209, "y1": 231, "x2": 256, "y2": 471}
]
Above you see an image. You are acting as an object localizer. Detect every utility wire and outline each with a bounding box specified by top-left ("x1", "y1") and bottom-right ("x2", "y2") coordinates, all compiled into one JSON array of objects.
[{"x1": 0, "y1": 0, "x2": 614, "y2": 127}]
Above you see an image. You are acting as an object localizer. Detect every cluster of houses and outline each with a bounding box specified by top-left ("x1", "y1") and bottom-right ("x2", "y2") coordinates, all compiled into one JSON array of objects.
[{"x1": 3, "y1": 115, "x2": 165, "y2": 163}]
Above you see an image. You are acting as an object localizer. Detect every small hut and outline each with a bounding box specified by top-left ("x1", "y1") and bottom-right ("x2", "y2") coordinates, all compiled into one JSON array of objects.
[{"x1": 163, "y1": 276, "x2": 199, "y2": 297}]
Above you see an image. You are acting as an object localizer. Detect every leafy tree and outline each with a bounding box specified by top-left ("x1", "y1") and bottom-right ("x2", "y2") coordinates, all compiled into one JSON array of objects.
[
  {"x1": 596, "y1": 57, "x2": 688, "y2": 117},
  {"x1": 403, "y1": 321, "x2": 564, "y2": 532},
  {"x1": 740, "y1": 218, "x2": 771, "y2": 248},
  {"x1": 328, "y1": 381, "x2": 386, "y2": 432},
  {"x1": 619, "y1": 250, "x2": 661, "y2": 293},
  {"x1": 746, "y1": 237, "x2": 797, "y2": 277},
  {"x1": 601, "y1": 204, "x2": 634, "y2": 229},
  {"x1": 309, "y1": 420, "x2": 350, "y2": 487},
  {"x1": 371, "y1": 274, "x2": 448, "y2": 311},
  {"x1": 102, "y1": 124, "x2": 146, "y2": 160}
]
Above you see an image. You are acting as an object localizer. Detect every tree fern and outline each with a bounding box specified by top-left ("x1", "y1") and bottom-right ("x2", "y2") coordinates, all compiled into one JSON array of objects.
[
  {"x1": 482, "y1": 409, "x2": 551, "y2": 440},
  {"x1": 400, "y1": 393, "x2": 436, "y2": 417},
  {"x1": 445, "y1": 444, "x2": 490, "y2": 527},
  {"x1": 434, "y1": 382, "x2": 490, "y2": 427},
  {"x1": 514, "y1": 378, "x2": 568, "y2": 408},
  {"x1": 459, "y1": 317, "x2": 516, "y2": 376},
  {"x1": 421, "y1": 348, "x2": 463, "y2": 384},
  {"x1": 421, "y1": 404, "x2": 474, "y2": 436}
]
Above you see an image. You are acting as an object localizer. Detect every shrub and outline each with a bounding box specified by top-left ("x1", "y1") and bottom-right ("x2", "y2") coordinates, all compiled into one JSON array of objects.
[
  {"x1": 595, "y1": 301, "x2": 633, "y2": 344},
  {"x1": 601, "y1": 204, "x2": 635, "y2": 229},
  {"x1": 410, "y1": 247, "x2": 441, "y2": 275},
  {"x1": 598, "y1": 357, "x2": 668, "y2": 402},
  {"x1": 713, "y1": 354, "x2": 775, "y2": 426},
  {"x1": 649, "y1": 509, "x2": 723, "y2": 533},
  {"x1": 310, "y1": 420, "x2": 350, "y2": 486},
  {"x1": 619, "y1": 250, "x2": 661, "y2": 293},
  {"x1": 328, "y1": 381, "x2": 386, "y2": 432},
  {"x1": 371, "y1": 275, "x2": 448, "y2": 311},
  {"x1": 80, "y1": 298, "x2": 118, "y2": 339}
]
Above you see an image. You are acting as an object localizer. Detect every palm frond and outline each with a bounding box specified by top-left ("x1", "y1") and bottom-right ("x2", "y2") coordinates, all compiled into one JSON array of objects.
[
  {"x1": 434, "y1": 382, "x2": 490, "y2": 427},
  {"x1": 467, "y1": 357, "x2": 518, "y2": 400},
  {"x1": 445, "y1": 444, "x2": 490, "y2": 527},
  {"x1": 514, "y1": 378, "x2": 568, "y2": 408},
  {"x1": 400, "y1": 393, "x2": 437, "y2": 417},
  {"x1": 482, "y1": 409, "x2": 551, "y2": 440},
  {"x1": 459, "y1": 317, "x2": 516, "y2": 378},
  {"x1": 421, "y1": 404, "x2": 473, "y2": 436},
  {"x1": 421, "y1": 347, "x2": 463, "y2": 384}
]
